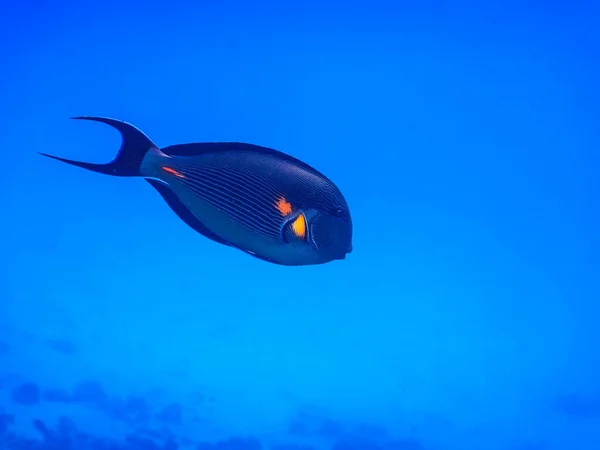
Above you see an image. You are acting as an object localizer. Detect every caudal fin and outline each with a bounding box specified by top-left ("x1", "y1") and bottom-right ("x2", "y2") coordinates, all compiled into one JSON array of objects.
[{"x1": 39, "y1": 116, "x2": 158, "y2": 177}]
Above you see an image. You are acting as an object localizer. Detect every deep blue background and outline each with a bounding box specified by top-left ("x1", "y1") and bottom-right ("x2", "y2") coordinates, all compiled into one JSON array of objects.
[{"x1": 1, "y1": 1, "x2": 599, "y2": 449}]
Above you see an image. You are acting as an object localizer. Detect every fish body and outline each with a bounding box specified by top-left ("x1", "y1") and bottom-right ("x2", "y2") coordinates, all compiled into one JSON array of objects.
[{"x1": 41, "y1": 117, "x2": 353, "y2": 266}]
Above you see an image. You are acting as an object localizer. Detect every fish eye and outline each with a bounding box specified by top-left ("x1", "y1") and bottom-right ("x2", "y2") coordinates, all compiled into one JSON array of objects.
[{"x1": 335, "y1": 208, "x2": 345, "y2": 218}]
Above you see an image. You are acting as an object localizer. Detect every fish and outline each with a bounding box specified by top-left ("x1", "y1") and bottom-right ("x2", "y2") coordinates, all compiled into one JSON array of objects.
[{"x1": 40, "y1": 117, "x2": 353, "y2": 266}]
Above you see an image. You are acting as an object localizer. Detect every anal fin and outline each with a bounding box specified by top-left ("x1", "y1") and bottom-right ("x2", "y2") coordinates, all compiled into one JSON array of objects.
[{"x1": 146, "y1": 179, "x2": 233, "y2": 247}]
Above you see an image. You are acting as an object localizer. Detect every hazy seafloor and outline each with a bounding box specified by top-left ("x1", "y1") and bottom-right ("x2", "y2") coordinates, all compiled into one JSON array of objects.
[{"x1": 1, "y1": 1, "x2": 599, "y2": 450}]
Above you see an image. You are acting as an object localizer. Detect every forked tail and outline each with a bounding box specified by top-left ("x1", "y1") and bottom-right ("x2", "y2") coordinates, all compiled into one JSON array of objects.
[{"x1": 39, "y1": 116, "x2": 158, "y2": 177}]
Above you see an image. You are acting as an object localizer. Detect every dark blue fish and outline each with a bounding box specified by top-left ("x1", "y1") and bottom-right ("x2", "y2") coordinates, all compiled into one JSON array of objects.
[{"x1": 41, "y1": 117, "x2": 353, "y2": 266}]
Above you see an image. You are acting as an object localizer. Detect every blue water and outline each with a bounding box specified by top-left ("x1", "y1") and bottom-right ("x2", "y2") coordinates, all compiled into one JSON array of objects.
[{"x1": 1, "y1": 2, "x2": 599, "y2": 449}]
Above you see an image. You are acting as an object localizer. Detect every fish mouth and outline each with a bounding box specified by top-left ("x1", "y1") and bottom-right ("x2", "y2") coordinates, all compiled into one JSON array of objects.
[
  {"x1": 338, "y1": 243, "x2": 352, "y2": 258},
  {"x1": 333, "y1": 245, "x2": 352, "y2": 261}
]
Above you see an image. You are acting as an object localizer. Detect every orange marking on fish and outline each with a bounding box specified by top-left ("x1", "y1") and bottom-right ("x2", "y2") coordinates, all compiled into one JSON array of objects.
[
  {"x1": 162, "y1": 166, "x2": 185, "y2": 178},
  {"x1": 276, "y1": 197, "x2": 293, "y2": 216},
  {"x1": 292, "y1": 213, "x2": 307, "y2": 239}
]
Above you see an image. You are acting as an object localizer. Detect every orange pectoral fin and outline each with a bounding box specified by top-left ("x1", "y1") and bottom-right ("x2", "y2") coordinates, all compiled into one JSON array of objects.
[{"x1": 291, "y1": 213, "x2": 307, "y2": 240}]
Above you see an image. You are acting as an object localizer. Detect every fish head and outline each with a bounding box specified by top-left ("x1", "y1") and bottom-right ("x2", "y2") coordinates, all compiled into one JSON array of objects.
[
  {"x1": 282, "y1": 203, "x2": 352, "y2": 264},
  {"x1": 308, "y1": 205, "x2": 353, "y2": 261}
]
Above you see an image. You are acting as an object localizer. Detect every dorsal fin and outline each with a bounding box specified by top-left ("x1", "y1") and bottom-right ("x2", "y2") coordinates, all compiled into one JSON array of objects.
[{"x1": 161, "y1": 142, "x2": 329, "y2": 180}]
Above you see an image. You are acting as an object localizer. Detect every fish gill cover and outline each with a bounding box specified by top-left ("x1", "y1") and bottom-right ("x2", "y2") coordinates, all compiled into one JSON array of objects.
[{"x1": 0, "y1": 1, "x2": 599, "y2": 450}]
